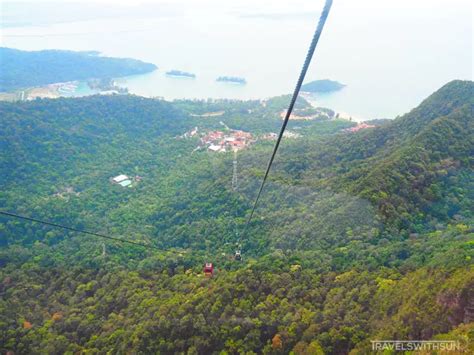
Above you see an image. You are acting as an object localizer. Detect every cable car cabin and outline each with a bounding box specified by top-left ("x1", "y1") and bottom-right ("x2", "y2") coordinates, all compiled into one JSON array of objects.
[
  {"x1": 203, "y1": 263, "x2": 214, "y2": 277},
  {"x1": 234, "y1": 250, "x2": 242, "y2": 261}
]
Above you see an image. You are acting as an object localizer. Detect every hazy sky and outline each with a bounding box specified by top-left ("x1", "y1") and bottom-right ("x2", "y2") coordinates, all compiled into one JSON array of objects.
[{"x1": 3, "y1": 0, "x2": 472, "y2": 11}]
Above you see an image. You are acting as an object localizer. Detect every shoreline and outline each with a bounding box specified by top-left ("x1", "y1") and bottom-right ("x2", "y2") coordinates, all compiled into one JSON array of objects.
[
  {"x1": 1, "y1": 81, "x2": 368, "y2": 123},
  {"x1": 301, "y1": 93, "x2": 365, "y2": 123}
]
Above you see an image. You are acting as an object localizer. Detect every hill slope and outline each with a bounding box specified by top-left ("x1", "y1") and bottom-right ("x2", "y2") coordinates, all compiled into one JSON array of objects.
[
  {"x1": 273, "y1": 80, "x2": 473, "y2": 234},
  {"x1": 0, "y1": 81, "x2": 472, "y2": 354}
]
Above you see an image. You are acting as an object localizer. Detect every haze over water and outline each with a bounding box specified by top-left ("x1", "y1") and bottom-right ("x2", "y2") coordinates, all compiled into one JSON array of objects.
[{"x1": 1, "y1": 0, "x2": 472, "y2": 119}]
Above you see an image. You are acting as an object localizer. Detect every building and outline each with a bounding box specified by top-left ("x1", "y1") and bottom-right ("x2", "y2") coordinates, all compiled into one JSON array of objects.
[
  {"x1": 202, "y1": 131, "x2": 225, "y2": 144},
  {"x1": 263, "y1": 132, "x2": 278, "y2": 140},
  {"x1": 112, "y1": 174, "x2": 129, "y2": 183},
  {"x1": 202, "y1": 129, "x2": 253, "y2": 153},
  {"x1": 344, "y1": 123, "x2": 376, "y2": 133},
  {"x1": 111, "y1": 174, "x2": 133, "y2": 187},
  {"x1": 119, "y1": 180, "x2": 132, "y2": 187},
  {"x1": 233, "y1": 130, "x2": 252, "y2": 139},
  {"x1": 283, "y1": 131, "x2": 301, "y2": 139},
  {"x1": 180, "y1": 127, "x2": 199, "y2": 139},
  {"x1": 208, "y1": 144, "x2": 225, "y2": 152}
]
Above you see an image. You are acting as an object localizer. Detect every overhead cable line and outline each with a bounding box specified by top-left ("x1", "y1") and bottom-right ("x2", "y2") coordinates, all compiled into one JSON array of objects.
[
  {"x1": 0, "y1": 211, "x2": 160, "y2": 251},
  {"x1": 1, "y1": 0, "x2": 334, "y2": 258},
  {"x1": 241, "y1": 0, "x2": 333, "y2": 238}
]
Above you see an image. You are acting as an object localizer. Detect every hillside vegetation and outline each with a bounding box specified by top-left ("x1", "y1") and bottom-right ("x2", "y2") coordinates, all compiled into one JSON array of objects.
[{"x1": 0, "y1": 80, "x2": 472, "y2": 354}]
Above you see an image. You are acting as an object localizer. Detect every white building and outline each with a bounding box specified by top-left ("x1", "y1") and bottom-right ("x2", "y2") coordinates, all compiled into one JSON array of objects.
[
  {"x1": 112, "y1": 174, "x2": 129, "y2": 183},
  {"x1": 208, "y1": 144, "x2": 225, "y2": 152},
  {"x1": 119, "y1": 180, "x2": 132, "y2": 187}
]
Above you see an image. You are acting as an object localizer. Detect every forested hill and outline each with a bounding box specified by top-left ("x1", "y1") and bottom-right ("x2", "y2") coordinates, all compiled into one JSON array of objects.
[
  {"x1": 0, "y1": 81, "x2": 472, "y2": 354},
  {"x1": 276, "y1": 80, "x2": 473, "y2": 233},
  {"x1": 0, "y1": 47, "x2": 157, "y2": 91}
]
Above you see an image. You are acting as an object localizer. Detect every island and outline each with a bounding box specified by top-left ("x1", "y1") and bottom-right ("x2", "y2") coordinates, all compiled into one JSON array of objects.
[
  {"x1": 301, "y1": 79, "x2": 345, "y2": 93},
  {"x1": 166, "y1": 70, "x2": 196, "y2": 78},
  {"x1": 216, "y1": 76, "x2": 247, "y2": 84},
  {"x1": 0, "y1": 47, "x2": 157, "y2": 92}
]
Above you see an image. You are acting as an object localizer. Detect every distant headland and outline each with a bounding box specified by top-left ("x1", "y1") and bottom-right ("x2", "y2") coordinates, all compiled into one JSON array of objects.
[
  {"x1": 301, "y1": 79, "x2": 345, "y2": 93},
  {"x1": 0, "y1": 47, "x2": 157, "y2": 92}
]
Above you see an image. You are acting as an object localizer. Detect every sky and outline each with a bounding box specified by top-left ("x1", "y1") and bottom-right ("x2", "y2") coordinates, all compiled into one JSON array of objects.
[
  {"x1": 2, "y1": 0, "x2": 472, "y2": 26},
  {"x1": 3, "y1": 0, "x2": 471, "y2": 11}
]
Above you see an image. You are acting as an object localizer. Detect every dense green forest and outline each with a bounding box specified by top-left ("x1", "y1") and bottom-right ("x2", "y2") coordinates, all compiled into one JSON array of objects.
[
  {"x1": 0, "y1": 80, "x2": 472, "y2": 354},
  {"x1": 0, "y1": 47, "x2": 157, "y2": 92}
]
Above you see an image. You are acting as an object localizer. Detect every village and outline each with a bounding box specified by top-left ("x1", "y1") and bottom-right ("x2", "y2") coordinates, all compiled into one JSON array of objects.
[
  {"x1": 107, "y1": 120, "x2": 375, "y2": 194},
  {"x1": 201, "y1": 129, "x2": 253, "y2": 152},
  {"x1": 343, "y1": 122, "x2": 376, "y2": 132},
  {"x1": 180, "y1": 126, "x2": 256, "y2": 153},
  {"x1": 177, "y1": 104, "x2": 378, "y2": 156}
]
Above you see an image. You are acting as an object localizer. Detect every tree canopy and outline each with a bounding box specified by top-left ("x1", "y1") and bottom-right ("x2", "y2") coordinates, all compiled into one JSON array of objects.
[{"x1": 0, "y1": 80, "x2": 473, "y2": 354}]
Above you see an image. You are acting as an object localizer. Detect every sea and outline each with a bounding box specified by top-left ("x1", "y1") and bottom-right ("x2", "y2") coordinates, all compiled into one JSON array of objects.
[{"x1": 1, "y1": 0, "x2": 472, "y2": 120}]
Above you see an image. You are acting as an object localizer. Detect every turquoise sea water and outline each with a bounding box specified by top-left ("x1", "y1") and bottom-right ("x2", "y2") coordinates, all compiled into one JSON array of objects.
[
  {"x1": 54, "y1": 82, "x2": 98, "y2": 97},
  {"x1": 73, "y1": 82, "x2": 99, "y2": 97}
]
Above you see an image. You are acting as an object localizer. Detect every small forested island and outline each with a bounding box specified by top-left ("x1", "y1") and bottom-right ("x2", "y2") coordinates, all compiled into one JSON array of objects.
[
  {"x1": 301, "y1": 79, "x2": 345, "y2": 93},
  {"x1": 166, "y1": 70, "x2": 196, "y2": 78},
  {"x1": 0, "y1": 47, "x2": 157, "y2": 92},
  {"x1": 216, "y1": 76, "x2": 247, "y2": 84}
]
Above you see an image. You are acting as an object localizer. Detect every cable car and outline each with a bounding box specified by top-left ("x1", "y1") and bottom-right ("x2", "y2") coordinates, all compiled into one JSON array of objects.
[
  {"x1": 203, "y1": 262, "x2": 214, "y2": 277},
  {"x1": 234, "y1": 250, "x2": 242, "y2": 261}
]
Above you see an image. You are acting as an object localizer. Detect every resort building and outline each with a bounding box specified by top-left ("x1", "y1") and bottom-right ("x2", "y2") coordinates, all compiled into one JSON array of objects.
[{"x1": 111, "y1": 174, "x2": 133, "y2": 187}]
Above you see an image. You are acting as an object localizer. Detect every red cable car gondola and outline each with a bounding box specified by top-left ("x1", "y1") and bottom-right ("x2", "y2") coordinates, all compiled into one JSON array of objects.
[{"x1": 203, "y1": 262, "x2": 214, "y2": 277}]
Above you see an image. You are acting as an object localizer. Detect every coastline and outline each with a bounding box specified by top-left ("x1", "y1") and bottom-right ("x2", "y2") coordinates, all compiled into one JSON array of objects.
[
  {"x1": 301, "y1": 93, "x2": 365, "y2": 123},
  {"x1": 0, "y1": 75, "x2": 366, "y2": 124},
  {"x1": 0, "y1": 80, "x2": 119, "y2": 101}
]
